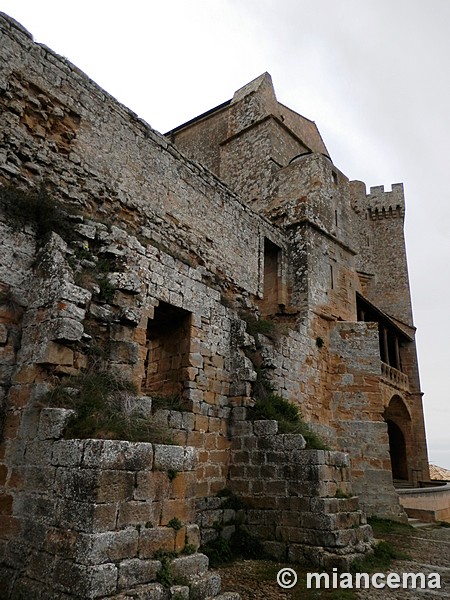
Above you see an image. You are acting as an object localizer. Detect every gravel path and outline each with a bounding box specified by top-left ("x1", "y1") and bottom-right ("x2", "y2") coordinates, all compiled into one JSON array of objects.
[{"x1": 215, "y1": 525, "x2": 450, "y2": 599}]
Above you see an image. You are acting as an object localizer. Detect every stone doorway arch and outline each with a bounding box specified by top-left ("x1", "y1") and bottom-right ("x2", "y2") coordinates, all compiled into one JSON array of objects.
[{"x1": 384, "y1": 395, "x2": 411, "y2": 482}]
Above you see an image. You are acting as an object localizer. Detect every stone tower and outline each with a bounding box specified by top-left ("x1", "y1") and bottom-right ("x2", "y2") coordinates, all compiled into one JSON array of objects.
[{"x1": 168, "y1": 73, "x2": 430, "y2": 511}]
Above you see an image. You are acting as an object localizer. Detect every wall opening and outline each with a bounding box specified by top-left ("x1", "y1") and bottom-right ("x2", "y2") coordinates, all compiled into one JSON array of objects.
[
  {"x1": 386, "y1": 420, "x2": 408, "y2": 480},
  {"x1": 387, "y1": 332, "x2": 400, "y2": 370},
  {"x1": 259, "y1": 238, "x2": 282, "y2": 317},
  {"x1": 356, "y1": 293, "x2": 407, "y2": 373},
  {"x1": 142, "y1": 302, "x2": 191, "y2": 396},
  {"x1": 384, "y1": 395, "x2": 411, "y2": 482}
]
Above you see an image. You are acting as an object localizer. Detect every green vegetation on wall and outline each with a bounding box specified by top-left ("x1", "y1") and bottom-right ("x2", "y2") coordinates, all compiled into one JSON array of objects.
[
  {"x1": 41, "y1": 371, "x2": 173, "y2": 443},
  {"x1": 0, "y1": 183, "x2": 78, "y2": 245}
]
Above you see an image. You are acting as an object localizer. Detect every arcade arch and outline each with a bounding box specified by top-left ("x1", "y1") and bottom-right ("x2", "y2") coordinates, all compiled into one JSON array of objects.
[{"x1": 384, "y1": 395, "x2": 411, "y2": 482}]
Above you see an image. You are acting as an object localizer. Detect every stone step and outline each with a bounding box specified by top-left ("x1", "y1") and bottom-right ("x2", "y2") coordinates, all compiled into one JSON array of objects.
[
  {"x1": 408, "y1": 518, "x2": 436, "y2": 529},
  {"x1": 108, "y1": 570, "x2": 236, "y2": 600},
  {"x1": 394, "y1": 479, "x2": 415, "y2": 489},
  {"x1": 170, "y1": 553, "x2": 209, "y2": 580},
  {"x1": 189, "y1": 572, "x2": 222, "y2": 600}
]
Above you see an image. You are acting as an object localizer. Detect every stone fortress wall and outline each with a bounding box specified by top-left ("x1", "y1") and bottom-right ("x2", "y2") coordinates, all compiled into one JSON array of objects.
[
  {"x1": 168, "y1": 67, "x2": 429, "y2": 496},
  {"x1": 0, "y1": 12, "x2": 430, "y2": 599}
]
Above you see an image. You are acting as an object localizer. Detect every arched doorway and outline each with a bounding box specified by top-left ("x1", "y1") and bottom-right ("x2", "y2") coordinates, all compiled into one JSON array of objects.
[
  {"x1": 386, "y1": 420, "x2": 408, "y2": 480},
  {"x1": 384, "y1": 395, "x2": 411, "y2": 482}
]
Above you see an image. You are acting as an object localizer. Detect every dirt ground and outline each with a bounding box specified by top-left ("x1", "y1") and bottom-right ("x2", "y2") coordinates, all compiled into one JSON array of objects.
[{"x1": 214, "y1": 523, "x2": 450, "y2": 599}]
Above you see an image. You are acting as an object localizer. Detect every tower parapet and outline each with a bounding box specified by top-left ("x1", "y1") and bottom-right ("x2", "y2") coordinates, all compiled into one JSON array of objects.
[
  {"x1": 349, "y1": 180, "x2": 366, "y2": 213},
  {"x1": 367, "y1": 183, "x2": 405, "y2": 220}
]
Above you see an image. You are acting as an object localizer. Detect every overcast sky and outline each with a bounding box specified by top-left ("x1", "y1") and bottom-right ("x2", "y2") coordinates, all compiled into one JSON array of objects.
[{"x1": 1, "y1": 0, "x2": 449, "y2": 470}]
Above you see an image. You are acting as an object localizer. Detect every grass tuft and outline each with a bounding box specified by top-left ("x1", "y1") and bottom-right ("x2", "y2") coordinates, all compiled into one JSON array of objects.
[
  {"x1": 167, "y1": 469, "x2": 178, "y2": 481},
  {"x1": 240, "y1": 311, "x2": 281, "y2": 341},
  {"x1": 351, "y1": 539, "x2": 409, "y2": 573},
  {"x1": 200, "y1": 536, "x2": 234, "y2": 568},
  {"x1": 0, "y1": 183, "x2": 79, "y2": 245},
  {"x1": 367, "y1": 516, "x2": 414, "y2": 537},
  {"x1": 168, "y1": 517, "x2": 183, "y2": 531},
  {"x1": 97, "y1": 277, "x2": 116, "y2": 304},
  {"x1": 155, "y1": 553, "x2": 175, "y2": 588},
  {"x1": 0, "y1": 287, "x2": 23, "y2": 317},
  {"x1": 41, "y1": 371, "x2": 173, "y2": 443},
  {"x1": 248, "y1": 392, "x2": 330, "y2": 449},
  {"x1": 201, "y1": 528, "x2": 266, "y2": 568}
]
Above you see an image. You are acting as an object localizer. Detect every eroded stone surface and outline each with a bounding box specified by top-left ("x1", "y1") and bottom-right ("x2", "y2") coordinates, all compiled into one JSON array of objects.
[{"x1": 0, "y1": 10, "x2": 432, "y2": 599}]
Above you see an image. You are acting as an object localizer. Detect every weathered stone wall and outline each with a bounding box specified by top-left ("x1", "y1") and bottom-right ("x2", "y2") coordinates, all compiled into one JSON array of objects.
[
  {"x1": 251, "y1": 321, "x2": 334, "y2": 442},
  {"x1": 351, "y1": 182, "x2": 413, "y2": 325},
  {"x1": 0, "y1": 214, "x2": 36, "y2": 434},
  {"x1": 238, "y1": 316, "x2": 414, "y2": 520},
  {"x1": 379, "y1": 383, "x2": 429, "y2": 486},
  {"x1": 265, "y1": 154, "x2": 358, "y2": 323},
  {"x1": 0, "y1": 214, "x2": 260, "y2": 499},
  {"x1": 169, "y1": 72, "x2": 329, "y2": 209},
  {"x1": 228, "y1": 419, "x2": 372, "y2": 568},
  {"x1": 221, "y1": 120, "x2": 276, "y2": 206},
  {"x1": 195, "y1": 495, "x2": 241, "y2": 550},
  {"x1": 166, "y1": 103, "x2": 231, "y2": 176},
  {"x1": 329, "y1": 321, "x2": 408, "y2": 520},
  {"x1": 167, "y1": 65, "x2": 430, "y2": 498},
  {"x1": 0, "y1": 13, "x2": 434, "y2": 595},
  {"x1": 0, "y1": 406, "x2": 237, "y2": 600},
  {"x1": 150, "y1": 405, "x2": 232, "y2": 499},
  {"x1": 0, "y1": 13, "x2": 272, "y2": 298},
  {"x1": 0, "y1": 8, "x2": 424, "y2": 482},
  {"x1": 0, "y1": 12, "x2": 280, "y2": 509}
]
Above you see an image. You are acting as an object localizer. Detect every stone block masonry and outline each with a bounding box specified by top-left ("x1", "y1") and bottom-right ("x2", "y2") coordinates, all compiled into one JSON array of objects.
[
  {"x1": 227, "y1": 419, "x2": 372, "y2": 569},
  {"x1": 0, "y1": 406, "x2": 237, "y2": 599},
  {"x1": 0, "y1": 11, "x2": 274, "y2": 504},
  {"x1": 0, "y1": 13, "x2": 268, "y2": 297},
  {"x1": 168, "y1": 64, "x2": 430, "y2": 503},
  {"x1": 329, "y1": 321, "x2": 408, "y2": 520},
  {"x1": 0, "y1": 9, "x2": 435, "y2": 597}
]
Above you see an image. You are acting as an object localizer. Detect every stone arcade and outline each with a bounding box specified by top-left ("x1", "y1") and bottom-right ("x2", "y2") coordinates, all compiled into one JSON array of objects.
[{"x1": 0, "y1": 12, "x2": 431, "y2": 600}]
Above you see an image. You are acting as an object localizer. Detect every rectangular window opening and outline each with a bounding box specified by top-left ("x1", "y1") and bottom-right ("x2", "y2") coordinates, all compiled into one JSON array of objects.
[
  {"x1": 142, "y1": 302, "x2": 191, "y2": 396},
  {"x1": 260, "y1": 238, "x2": 282, "y2": 317}
]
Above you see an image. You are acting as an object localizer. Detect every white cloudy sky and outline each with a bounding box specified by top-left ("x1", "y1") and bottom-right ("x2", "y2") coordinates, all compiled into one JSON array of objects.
[{"x1": 1, "y1": 0, "x2": 449, "y2": 469}]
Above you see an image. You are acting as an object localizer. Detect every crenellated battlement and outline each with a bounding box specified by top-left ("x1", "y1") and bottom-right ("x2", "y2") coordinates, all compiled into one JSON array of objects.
[
  {"x1": 367, "y1": 183, "x2": 405, "y2": 220},
  {"x1": 0, "y1": 15, "x2": 433, "y2": 598}
]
